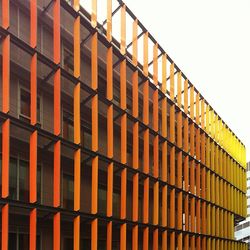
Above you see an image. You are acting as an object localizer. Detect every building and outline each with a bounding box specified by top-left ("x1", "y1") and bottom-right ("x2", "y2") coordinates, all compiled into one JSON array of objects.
[
  {"x1": 0, "y1": 0, "x2": 248, "y2": 249},
  {"x1": 235, "y1": 162, "x2": 250, "y2": 249}
]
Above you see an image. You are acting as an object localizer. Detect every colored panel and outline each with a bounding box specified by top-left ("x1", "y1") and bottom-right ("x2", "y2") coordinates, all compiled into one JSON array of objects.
[
  {"x1": 153, "y1": 43, "x2": 158, "y2": 85},
  {"x1": 132, "y1": 19, "x2": 138, "y2": 66},
  {"x1": 170, "y1": 63, "x2": 175, "y2": 100},
  {"x1": 74, "y1": 216, "x2": 80, "y2": 250},
  {"x1": 2, "y1": 35, "x2": 10, "y2": 113},
  {"x1": 1, "y1": 204, "x2": 8, "y2": 250},
  {"x1": 107, "y1": 0, "x2": 112, "y2": 42},
  {"x1": 91, "y1": 218, "x2": 98, "y2": 250},
  {"x1": 120, "y1": 4, "x2": 126, "y2": 55},
  {"x1": 143, "y1": 32, "x2": 149, "y2": 76},
  {"x1": 54, "y1": 141, "x2": 61, "y2": 207},
  {"x1": 2, "y1": 119, "x2": 9, "y2": 198},
  {"x1": 30, "y1": 130, "x2": 37, "y2": 203},
  {"x1": 53, "y1": 212, "x2": 60, "y2": 250},
  {"x1": 2, "y1": 0, "x2": 9, "y2": 29},
  {"x1": 30, "y1": 208, "x2": 37, "y2": 250},
  {"x1": 107, "y1": 221, "x2": 112, "y2": 250}
]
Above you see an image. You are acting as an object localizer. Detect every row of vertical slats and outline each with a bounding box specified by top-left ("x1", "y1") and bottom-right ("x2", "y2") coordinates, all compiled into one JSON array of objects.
[{"x1": 0, "y1": 0, "x2": 247, "y2": 249}]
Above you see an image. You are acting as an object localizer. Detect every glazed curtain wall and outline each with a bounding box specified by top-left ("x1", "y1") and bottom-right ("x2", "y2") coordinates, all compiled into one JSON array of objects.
[{"x1": 0, "y1": 0, "x2": 247, "y2": 249}]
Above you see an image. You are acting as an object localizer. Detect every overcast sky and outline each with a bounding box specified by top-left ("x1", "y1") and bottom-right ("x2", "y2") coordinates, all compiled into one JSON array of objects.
[{"x1": 123, "y1": 0, "x2": 250, "y2": 162}]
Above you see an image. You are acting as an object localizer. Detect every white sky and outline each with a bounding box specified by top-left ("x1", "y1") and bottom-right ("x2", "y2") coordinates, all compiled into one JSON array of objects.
[{"x1": 123, "y1": 0, "x2": 250, "y2": 162}]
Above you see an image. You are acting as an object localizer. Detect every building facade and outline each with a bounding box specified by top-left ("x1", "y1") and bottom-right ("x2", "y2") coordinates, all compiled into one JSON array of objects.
[
  {"x1": 235, "y1": 162, "x2": 250, "y2": 249},
  {"x1": 0, "y1": 0, "x2": 248, "y2": 249}
]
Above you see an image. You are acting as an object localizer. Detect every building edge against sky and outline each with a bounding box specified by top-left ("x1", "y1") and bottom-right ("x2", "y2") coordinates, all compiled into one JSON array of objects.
[
  {"x1": 235, "y1": 162, "x2": 250, "y2": 249},
  {"x1": 0, "y1": 0, "x2": 248, "y2": 249}
]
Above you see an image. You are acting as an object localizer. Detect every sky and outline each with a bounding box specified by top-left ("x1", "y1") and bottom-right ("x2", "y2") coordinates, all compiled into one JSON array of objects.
[{"x1": 123, "y1": 0, "x2": 250, "y2": 162}]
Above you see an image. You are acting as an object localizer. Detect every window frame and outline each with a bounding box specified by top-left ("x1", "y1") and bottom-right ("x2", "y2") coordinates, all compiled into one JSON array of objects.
[
  {"x1": 18, "y1": 82, "x2": 43, "y2": 127},
  {"x1": 0, "y1": 154, "x2": 43, "y2": 203},
  {"x1": 62, "y1": 45, "x2": 74, "y2": 75},
  {"x1": 62, "y1": 172, "x2": 74, "y2": 210},
  {"x1": 9, "y1": 228, "x2": 42, "y2": 250},
  {"x1": 62, "y1": 108, "x2": 74, "y2": 142}
]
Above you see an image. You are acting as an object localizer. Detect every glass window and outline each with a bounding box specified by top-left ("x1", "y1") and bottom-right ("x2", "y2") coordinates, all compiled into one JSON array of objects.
[
  {"x1": 81, "y1": 129, "x2": 92, "y2": 149},
  {"x1": 19, "y1": 160, "x2": 29, "y2": 202},
  {"x1": 98, "y1": 187, "x2": 106, "y2": 215},
  {"x1": 42, "y1": 26, "x2": 53, "y2": 60},
  {"x1": 20, "y1": 88, "x2": 30, "y2": 118},
  {"x1": 113, "y1": 191, "x2": 120, "y2": 218},
  {"x1": 63, "y1": 110, "x2": 74, "y2": 142},
  {"x1": 8, "y1": 232, "x2": 40, "y2": 250},
  {"x1": 81, "y1": 239, "x2": 91, "y2": 249},
  {"x1": 18, "y1": 233, "x2": 29, "y2": 250},
  {"x1": 9, "y1": 158, "x2": 18, "y2": 200},
  {"x1": 113, "y1": 81, "x2": 120, "y2": 106},
  {"x1": 99, "y1": 186, "x2": 120, "y2": 217},
  {"x1": 19, "y1": 88, "x2": 41, "y2": 124},
  {"x1": 63, "y1": 48, "x2": 74, "y2": 75},
  {"x1": 64, "y1": 238, "x2": 73, "y2": 250},
  {"x1": 2, "y1": 156, "x2": 42, "y2": 202},
  {"x1": 63, "y1": 174, "x2": 74, "y2": 210},
  {"x1": 98, "y1": 240, "x2": 107, "y2": 250},
  {"x1": 63, "y1": 115, "x2": 74, "y2": 142},
  {"x1": 37, "y1": 165, "x2": 42, "y2": 203},
  {"x1": 9, "y1": 233, "x2": 17, "y2": 250},
  {"x1": 19, "y1": 160, "x2": 42, "y2": 203}
]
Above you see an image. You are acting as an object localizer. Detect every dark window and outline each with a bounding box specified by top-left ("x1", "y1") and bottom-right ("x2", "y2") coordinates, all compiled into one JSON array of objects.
[
  {"x1": 63, "y1": 113, "x2": 74, "y2": 142},
  {"x1": 9, "y1": 233, "x2": 17, "y2": 250},
  {"x1": 63, "y1": 174, "x2": 74, "y2": 210},
  {"x1": 98, "y1": 186, "x2": 120, "y2": 217},
  {"x1": 1, "y1": 156, "x2": 42, "y2": 202},
  {"x1": 8, "y1": 232, "x2": 40, "y2": 250},
  {"x1": 19, "y1": 160, "x2": 42, "y2": 203},
  {"x1": 19, "y1": 160, "x2": 29, "y2": 202},
  {"x1": 64, "y1": 238, "x2": 73, "y2": 250},
  {"x1": 9, "y1": 158, "x2": 17, "y2": 200},
  {"x1": 63, "y1": 48, "x2": 74, "y2": 75},
  {"x1": 98, "y1": 187, "x2": 106, "y2": 215},
  {"x1": 19, "y1": 88, "x2": 41, "y2": 124},
  {"x1": 18, "y1": 233, "x2": 29, "y2": 250}
]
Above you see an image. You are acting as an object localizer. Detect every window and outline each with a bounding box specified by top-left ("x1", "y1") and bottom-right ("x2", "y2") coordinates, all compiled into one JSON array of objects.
[
  {"x1": 19, "y1": 87, "x2": 41, "y2": 124},
  {"x1": 9, "y1": 158, "x2": 18, "y2": 200},
  {"x1": 19, "y1": 160, "x2": 29, "y2": 202},
  {"x1": 0, "y1": 158, "x2": 17, "y2": 199},
  {"x1": 0, "y1": 156, "x2": 42, "y2": 202},
  {"x1": 63, "y1": 174, "x2": 74, "y2": 210},
  {"x1": 81, "y1": 126, "x2": 92, "y2": 149},
  {"x1": 18, "y1": 159, "x2": 41, "y2": 203},
  {"x1": 63, "y1": 111, "x2": 74, "y2": 142},
  {"x1": 63, "y1": 238, "x2": 73, "y2": 250},
  {"x1": 8, "y1": 232, "x2": 41, "y2": 250},
  {"x1": 63, "y1": 238, "x2": 91, "y2": 250},
  {"x1": 98, "y1": 187, "x2": 106, "y2": 215},
  {"x1": 98, "y1": 186, "x2": 120, "y2": 217},
  {"x1": 113, "y1": 80, "x2": 120, "y2": 106},
  {"x1": 9, "y1": 233, "x2": 17, "y2": 250},
  {"x1": 63, "y1": 48, "x2": 74, "y2": 75}
]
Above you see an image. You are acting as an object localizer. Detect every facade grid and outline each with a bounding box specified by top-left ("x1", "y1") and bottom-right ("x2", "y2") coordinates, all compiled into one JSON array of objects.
[{"x1": 0, "y1": 0, "x2": 248, "y2": 249}]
